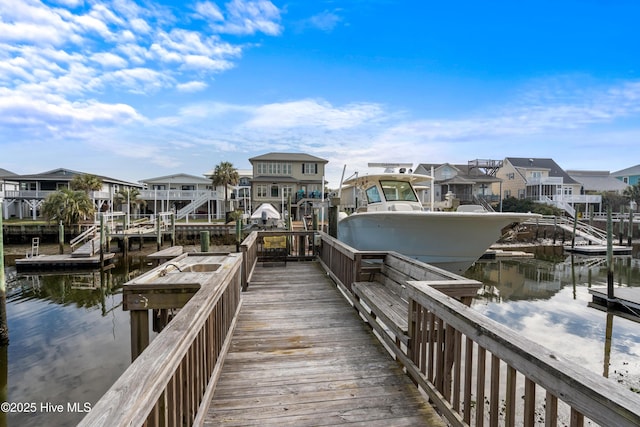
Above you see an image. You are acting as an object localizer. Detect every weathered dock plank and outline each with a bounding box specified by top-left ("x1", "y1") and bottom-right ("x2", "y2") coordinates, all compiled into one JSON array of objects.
[{"x1": 205, "y1": 262, "x2": 445, "y2": 426}]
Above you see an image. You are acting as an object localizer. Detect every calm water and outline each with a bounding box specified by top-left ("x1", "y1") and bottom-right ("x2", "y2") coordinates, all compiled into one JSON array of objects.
[
  {"x1": 464, "y1": 247, "x2": 640, "y2": 396},
  {"x1": 1, "y1": 253, "x2": 154, "y2": 427},
  {"x1": 1, "y1": 246, "x2": 640, "y2": 426}
]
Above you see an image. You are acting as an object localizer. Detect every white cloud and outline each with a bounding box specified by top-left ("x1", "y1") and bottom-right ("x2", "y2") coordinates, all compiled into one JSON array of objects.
[
  {"x1": 308, "y1": 10, "x2": 342, "y2": 32},
  {"x1": 246, "y1": 99, "x2": 384, "y2": 130},
  {"x1": 194, "y1": 1, "x2": 224, "y2": 21},
  {"x1": 91, "y1": 52, "x2": 128, "y2": 68},
  {"x1": 205, "y1": 0, "x2": 282, "y2": 35},
  {"x1": 177, "y1": 81, "x2": 208, "y2": 92}
]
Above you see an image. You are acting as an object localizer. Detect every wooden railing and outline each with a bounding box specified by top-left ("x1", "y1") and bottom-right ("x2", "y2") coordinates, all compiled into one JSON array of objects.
[
  {"x1": 240, "y1": 231, "x2": 259, "y2": 291},
  {"x1": 317, "y1": 232, "x2": 640, "y2": 427},
  {"x1": 78, "y1": 254, "x2": 243, "y2": 427},
  {"x1": 405, "y1": 284, "x2": 640, "y2": 426}
]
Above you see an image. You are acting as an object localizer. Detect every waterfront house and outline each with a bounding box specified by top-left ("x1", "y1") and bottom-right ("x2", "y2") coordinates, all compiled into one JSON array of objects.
[
  {"x1": 414, "y1": 160, "x2": 503, "y2": 209},
  {"x1": 248, "y1": 152, "x2": 328, "y2": 220},
  {"x1": 0, "y1": 168, "x2": 142, "y2": 220},
  {"x1": 493, "y1": 158, "x2": 586, "y2": 217},
  {"x1": 611, "y1": 164, "x2": 640, "y2": 186},
  {"x1": 0, "y1": 169, "x2": 19, "y2": 219},
  {"x1": 139, "y1": 173, "x2": 227, "y2": 222}
]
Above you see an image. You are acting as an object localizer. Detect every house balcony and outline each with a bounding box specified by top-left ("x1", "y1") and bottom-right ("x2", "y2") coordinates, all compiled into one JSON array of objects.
[{"x1": 526, "y1": 176, "x2": 564, "y2": 186}]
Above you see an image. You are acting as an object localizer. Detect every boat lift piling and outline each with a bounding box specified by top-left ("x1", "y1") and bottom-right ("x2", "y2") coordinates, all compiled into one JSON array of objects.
[{"x1": 607, "y1": 206, "x2": 614, "y2": 303}]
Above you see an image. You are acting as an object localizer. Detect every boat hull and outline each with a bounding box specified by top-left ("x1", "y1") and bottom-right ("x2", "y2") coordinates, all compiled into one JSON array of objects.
[{"x1": 337, "y1": 211, "x2": 537, "y2": 274}]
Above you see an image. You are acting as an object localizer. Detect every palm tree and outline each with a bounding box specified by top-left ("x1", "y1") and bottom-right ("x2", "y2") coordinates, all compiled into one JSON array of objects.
[
  {"x1": 70, "y1": 174, "x2": 103, "y2": 193},
  {"x1": 114, "y1": 187, "x2": 146, "y2": 218},
  {"x1": 41, "y1": 188, "x2": 96, "y2": 232},
  {"x1": 623, "y1": 183, "x2": 640, "y2": 205},
  {"x1": 211, "y1": 161, "x2": 239, "y2": 213}
]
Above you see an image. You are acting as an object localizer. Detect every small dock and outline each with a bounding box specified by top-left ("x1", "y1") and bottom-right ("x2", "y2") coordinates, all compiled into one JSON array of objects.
[
  {"x1": 206, "y1": 262, "x2": 444, "y2": 426},
  {"x1": 564, "y1": 245, "x2": 633, "y2": 255},
  {"x1": 589, "y1": 286, "x2": 640, "y2": 319},
  {"x1": 14, "y1": 252, "x2": 115, "y2": 270}
]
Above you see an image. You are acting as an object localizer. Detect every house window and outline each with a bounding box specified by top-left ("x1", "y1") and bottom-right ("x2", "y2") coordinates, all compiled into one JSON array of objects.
[
  {"x1": 507, "y1": 173, "x2": 515, "y2": 180},
  {"x1": 518, "y1": 189, "x2": 525, "y2": 199},
  {"x1": 256, "y1": 185, "x2": 267, "y2": 198},
  {"x1": 623, "y1": 177, "x2": 629, "y2": 184},
  {"x1": 271, "y1": 185, "x2": 279, "y2": 197},
  {"x1": 256, "y1": 162, "x2": 292, "y2": 175},
  {"x1": 20, "y1": 182, "x2": 36, "y2": 191},
  {"x1": 302, "y1": 163, "x2": 318, "y2": 175}
]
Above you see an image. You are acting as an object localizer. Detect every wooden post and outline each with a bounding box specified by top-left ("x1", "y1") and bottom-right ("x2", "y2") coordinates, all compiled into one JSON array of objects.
[
  {"x1": 100, "y1": 214, "x2": 105, "y2": 265},
  {"x1": 170, "y1": 213, "x2": 175, "y2": 247},
  {"x1": 200, "y1": 231, "x2": 210, "y2": 252},
  {"x1": 628, "y1": 205, "x2": 634, "y2": 246},
  {"x1": 235, "y1": 214, "x2": 242, "y2": 252},
  {"x1": 130, "y1": 310, "x2": 149, "y2": 362},
  {"x1": 552, "y1": 216, "x2": 557, "y2": 245},
  {"x1": 156, "y1": 214, "x2": 162, "y2": 251},
  {"x1": 0, "y1": 202, "x2": 8, "y2": 346},
  {"x1": 58, "y1": 221, "x2": 64, "y2": 254},
  {"x1": 607, "y1": 207, "x2": 614, "y2": 302},
  {"x1": 329, "y1": 197, "x2": 340, "y2": 238},
  {"x1": 571, "y1": 210, "x2": 578, "y2": 249},
  {"x1": 619, "y1": 207, "x2": 624, "y2": 246}
]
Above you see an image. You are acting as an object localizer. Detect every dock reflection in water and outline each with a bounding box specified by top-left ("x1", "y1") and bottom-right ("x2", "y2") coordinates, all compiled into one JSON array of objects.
[
  {"x1": 1, "y1": 255, "x2": 154, "y2": 427},
  {"x1": 465, "y1": 249, "x2": 640, "y2": 395}
]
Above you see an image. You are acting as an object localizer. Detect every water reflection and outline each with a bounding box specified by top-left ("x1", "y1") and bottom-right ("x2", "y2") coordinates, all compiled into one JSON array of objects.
[
  {"x1": 1, "y1": 255, "x2": 154, "y2": 427},
  {"x1": 465, "y1": 251, "x2": 640, "y2": 395}
]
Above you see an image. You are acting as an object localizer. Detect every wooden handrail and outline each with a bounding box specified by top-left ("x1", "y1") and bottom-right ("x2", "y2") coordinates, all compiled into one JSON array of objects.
[
  {"x1": 317, "y1": 232, "x2": 640, "y2": 426},
  {"x1": 79, "y1": 254, "x2": 242, "y2": 427},
  {"x1": 401, "y1": 282, "x2": 640, "y2": 426}
]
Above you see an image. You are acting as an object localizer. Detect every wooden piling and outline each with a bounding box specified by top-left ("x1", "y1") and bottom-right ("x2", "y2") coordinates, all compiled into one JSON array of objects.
[
  {"x1": 0, "y1": 202, "x2": 8, "y2": 346},
  {"x1": 58, "y1": 221, "x2": 64, "y2": 254},
  {"x1": 628, "y1": 205, "x2": 633, "y2": 246},
  {"x1": 201, "y1": 231, "x2": 210, "y2": 252},
  {"x1": 607, "y1": 207, "x2": 614, "y2": 303}
]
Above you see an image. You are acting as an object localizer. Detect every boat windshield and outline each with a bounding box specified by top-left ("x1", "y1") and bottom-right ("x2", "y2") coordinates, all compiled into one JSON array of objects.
[
  {"x1": 380, "y1": 180, "x2": 418, "y2": 202},
  {"x1": 365, "y1": 186, "x2": 382, "y2": 203}
]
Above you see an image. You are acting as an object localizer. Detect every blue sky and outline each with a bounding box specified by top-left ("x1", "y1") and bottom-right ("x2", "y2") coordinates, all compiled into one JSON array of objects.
[{"x1": 1, "y1": 0, "x2": 639, "y2": 187}]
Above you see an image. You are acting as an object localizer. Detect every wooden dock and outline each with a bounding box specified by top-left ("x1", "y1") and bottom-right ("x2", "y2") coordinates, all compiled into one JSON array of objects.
[
  {"x1": 589, "y1": 286, "x2": 640, "y2": 319},
  {"x1": 205, "y1": 262, "x2": 445, "y2": 426},
  {"x1": 14, "y1": 252, "x2": 115, "y2": 270},
  {"x1": 564, "y1": 244, "x2": 633, "y2": 255}
]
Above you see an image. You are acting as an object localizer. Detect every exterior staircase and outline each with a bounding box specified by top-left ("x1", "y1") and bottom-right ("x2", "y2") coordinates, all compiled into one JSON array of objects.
[{"x1": 176, "y1": 192, "x2": 210, "y2": 220}]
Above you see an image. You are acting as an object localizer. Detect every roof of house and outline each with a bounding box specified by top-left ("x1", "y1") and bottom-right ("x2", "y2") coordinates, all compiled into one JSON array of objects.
[
  {"x1": 611, "y1": 164, "x2": 640, "y2": 177},
  {"x1": 249, "y1": 152, "x2": 328, "y2": 163},
  {"x1": 141, "y1": 173, "x2": 212, "y2": 185},
  {"x1": 3, "y1": 168, "x2": 142, "y2": 187},
  {"x1": 505, "y1": 157, "x2": 580, "y2": 185},
  {"x1": 567, "y1": 170, "x2": 629, "y2": 193},
  {"x1": 0, "y1": 168, "x2": 17, "y2": 178}
]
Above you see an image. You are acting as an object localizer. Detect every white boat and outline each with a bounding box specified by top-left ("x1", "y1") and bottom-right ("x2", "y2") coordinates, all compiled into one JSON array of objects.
[
  {"x1": 249, "y1": 203, "x2": 285, "y2": 229},
  {"x1": 337, "y1": 165, "x2": 539, "y2": 274}
]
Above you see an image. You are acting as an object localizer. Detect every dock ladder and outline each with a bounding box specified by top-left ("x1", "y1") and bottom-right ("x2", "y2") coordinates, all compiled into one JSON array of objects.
[{"x1": 28, "y1": 237, "x2": 40, "y2": 258}]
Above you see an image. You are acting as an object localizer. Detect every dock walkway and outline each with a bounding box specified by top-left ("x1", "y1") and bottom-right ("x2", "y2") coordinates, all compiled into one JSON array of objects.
[{"x1": 205, "y1": 262, "x2": 445, "y2": 426}]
